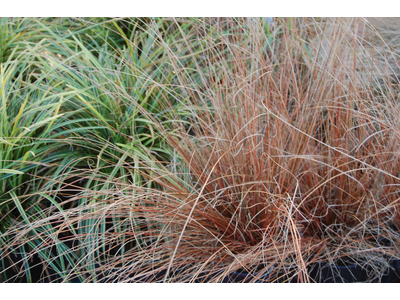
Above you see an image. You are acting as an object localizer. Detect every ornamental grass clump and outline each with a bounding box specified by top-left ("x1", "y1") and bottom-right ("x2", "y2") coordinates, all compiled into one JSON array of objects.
[
  {"x1": 0, "y1": 18, "x2": 196, "y2": 282},
  {"x1": 0, "y1": 53, "x2": 83, "y2": 282},
  {"x1": 106, "y1": 18, "x2": 400, "y2": 282},
  {"x1": 2, "y1": 17, "x2": 400, "y2": 283}
]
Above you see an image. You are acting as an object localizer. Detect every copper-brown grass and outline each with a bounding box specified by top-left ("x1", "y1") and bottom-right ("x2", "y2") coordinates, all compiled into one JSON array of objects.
[{"x1": 128, "y1": 18, "x2": 400, "y2": 282}]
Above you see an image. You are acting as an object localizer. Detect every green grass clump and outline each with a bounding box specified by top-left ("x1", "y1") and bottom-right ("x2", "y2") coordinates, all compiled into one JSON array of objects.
[
  {"x1": 0, "y1": 53, "x2": 85, "y2": 282},
  {"x1": 0, "y1": 18, "x2": 194, "y2": 282}
]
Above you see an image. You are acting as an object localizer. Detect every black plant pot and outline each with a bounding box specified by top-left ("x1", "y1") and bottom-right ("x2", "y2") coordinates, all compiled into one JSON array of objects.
[
  {"x1": 222, "y1": 270, "x2": 275, "y2": 283},
  {"x1": 384, "y1": 259, "x2": 400, "y2": 283},
  {"x1": 308, "y1": 263, "x2": 371, "y2": 283},
  {"x1": 222, "y1": 264, "x2": 371, "y2": 283},
  {"x1": 220, "y1": 260, "x2": 396, "y2": 283}
]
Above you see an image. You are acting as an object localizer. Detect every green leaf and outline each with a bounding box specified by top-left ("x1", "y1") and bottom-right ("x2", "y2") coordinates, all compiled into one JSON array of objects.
[{"x1": 0, "y1": 169, "x2": 24, "y2": 175}]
